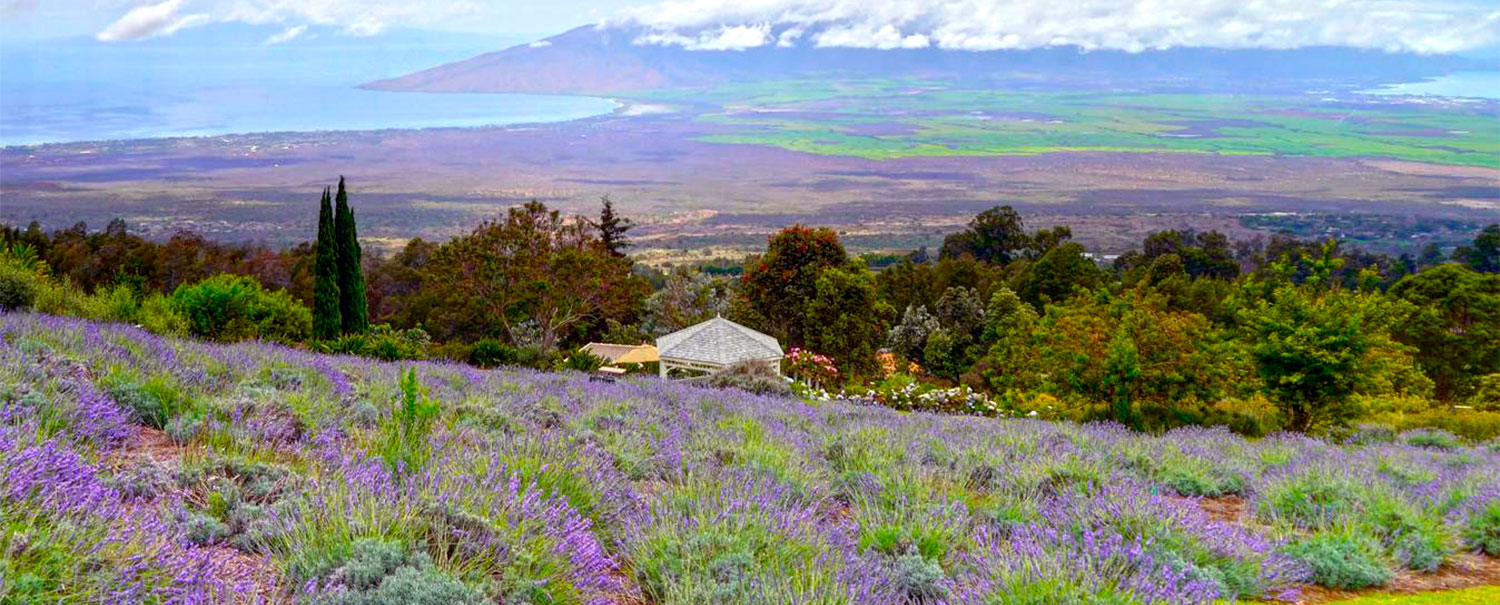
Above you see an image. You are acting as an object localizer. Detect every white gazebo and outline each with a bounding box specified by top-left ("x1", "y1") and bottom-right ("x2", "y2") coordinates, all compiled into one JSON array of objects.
[{"x1": 656, "y1": 316, "x2": 783, "y2": 379}]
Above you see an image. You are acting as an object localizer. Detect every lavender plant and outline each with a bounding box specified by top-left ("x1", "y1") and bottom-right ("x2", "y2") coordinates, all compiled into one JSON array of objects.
[{"x1": 0, "y1": 312, "x2": 1496, "y2": 604}]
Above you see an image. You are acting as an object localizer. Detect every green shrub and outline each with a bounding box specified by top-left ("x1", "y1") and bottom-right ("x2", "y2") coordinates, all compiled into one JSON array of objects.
[
  {"x1": 136, "y1": 293, "x2": 189, "y2": 336},
  {"x1": 1284, "y1": 530, "x2": 1393, "y2": 590},
  {"x1": 554, "y1": 348, "x2": 607, "y2": 373},
  {"x1": 181, "y1": 511, "x2": 232, "y2": 546},
  {"x1": 31, "y1": 279, "x2": 90, "y2": 317},
  {"x1": 704, "y1": 360, "x2": 792, "y2": 398},
  {"x1": 100, "y1": 368, "x2": 191, "y2": 429},
  {"x1": 0, "y1": 260, "x2": 38, "y2": 311},
  {"x1": 93, "y1": 284, "x2": 140, "y2": 323},
  {"x1": 1386, "y1": 409, "x2": 1500, "y2": 442},
  {"x1": 1343, "y1": 423, "x2": 1398, "y2": 446},
  {"x1": 170, "y1": 274, "x2": 311, "y2": 343},
  {"x1": 1401, "y1": 428, "x2": 1464, "y2": 450},
  {"x1": 426, "y1": 340, "x2": 471, "y2": 363},
  {"x1": 892, "y1": 546, "x2": 950, "y2": 602},
  {"x1": 104, "y1": 460, "x2": 173, "y2": 501},
  {"x1": 1463, "y1": 501, "x2": 1500, "y2": 556},
  {"x1": 466, "y1": 339, "x2": 555, "y2": 369},
  {"x1": 466, "y1": 338, "x2": 511, "y2": 368},
  {"x1": 377, "y1": 368, "x2": 439, "y2": 474},
  {"x1": 164, "y1": 414, "x2": 204, "y2": 444},
  {"x1": 1256, "y1": 471, "x2": 1362, "y2": 530},
  {"x1": 1468, "y1": 375, "x2": 1500, "y2": 411},
  {"x1": 1363, "y1": 495, "x2": 1454, "y2": 572},
  {"x1": 293, "y1": 538, "x2": 483, "y2": 605},
  {"x1": 315, "y1": 325, "x2": 430, "y2": 361}
]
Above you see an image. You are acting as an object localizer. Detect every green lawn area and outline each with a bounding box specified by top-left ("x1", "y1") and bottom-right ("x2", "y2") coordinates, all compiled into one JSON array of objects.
[
  {"x1": 1240, "y1": 585, "x2": 1500, "y2": 604},
  {"x1": 625, "y1": 79, "x2": 1500, "y2": 168},
  {"x1": 1331, "y1": 586, "x2": 1500, "y2": 603}
]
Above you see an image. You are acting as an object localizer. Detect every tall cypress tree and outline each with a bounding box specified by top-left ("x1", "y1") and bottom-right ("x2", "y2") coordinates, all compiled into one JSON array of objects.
[
  {"x1": 333, "y1": 176, "x2": 369, "y2": 334},
  {"x1": 313, "y1": 187, "x2": 342, "y2": 339}
]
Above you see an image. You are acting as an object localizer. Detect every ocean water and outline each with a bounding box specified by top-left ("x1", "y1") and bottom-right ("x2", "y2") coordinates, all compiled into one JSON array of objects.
[
  {"x1": 0, "y1": 39, "x2": 616, "y2": 147},
  {"x1": 1362, "y1": 71, "x2": 1500, "y2": 100}
]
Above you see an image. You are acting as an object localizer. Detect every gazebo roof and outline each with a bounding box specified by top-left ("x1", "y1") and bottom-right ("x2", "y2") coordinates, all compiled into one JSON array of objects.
[
  {"x1": 581, "y1": 343, "x2": 659, "y2": 364},
  {"x1": 656, "y1": 316, "x2": 783, "y2": 366}
]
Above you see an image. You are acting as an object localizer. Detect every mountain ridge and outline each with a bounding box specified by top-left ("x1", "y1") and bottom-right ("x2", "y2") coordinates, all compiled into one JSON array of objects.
[{"x1": 364, "y1": 24, "x2": 1484, "y2": 95}]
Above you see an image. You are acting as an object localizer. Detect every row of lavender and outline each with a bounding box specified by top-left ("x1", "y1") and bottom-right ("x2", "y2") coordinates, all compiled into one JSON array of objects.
[{"x1": 1, "y1": 312, "x2": 1497, "y2": 604}]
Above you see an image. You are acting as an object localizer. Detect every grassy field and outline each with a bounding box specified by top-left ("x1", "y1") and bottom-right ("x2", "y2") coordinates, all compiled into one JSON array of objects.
[
  {"x1": 4, "y1": 313, "x2": 1499, "y2": 603},
  {"x1": 625, "y1": 79, "x2": 1500, "y2": 167}
]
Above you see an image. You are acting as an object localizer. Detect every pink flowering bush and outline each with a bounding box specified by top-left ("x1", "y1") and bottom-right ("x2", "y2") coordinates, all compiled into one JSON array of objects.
[{"x1": 785, "y1": 347, "x2": 839, "y2": 388}]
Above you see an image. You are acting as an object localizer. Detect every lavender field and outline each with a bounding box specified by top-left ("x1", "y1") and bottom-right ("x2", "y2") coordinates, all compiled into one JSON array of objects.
[{"x1": 3, "y1": 313, "x2": 1499, "y2": 604}]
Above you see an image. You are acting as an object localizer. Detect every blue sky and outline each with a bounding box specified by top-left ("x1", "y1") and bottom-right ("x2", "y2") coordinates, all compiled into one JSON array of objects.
[{"x1": 4, "y1": 0, "x2": 1499, "y2": 56}]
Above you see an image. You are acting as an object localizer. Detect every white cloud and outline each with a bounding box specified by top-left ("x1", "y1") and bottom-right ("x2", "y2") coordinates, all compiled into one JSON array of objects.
[
  {"x1": 96, "y1": 0, "x2": 210, "y2": 41},
  {"x1": 613, "y1": 0, "x2": 1500, "y2": 54},
  {"x1": 635, "y1": 22, "x2": 772, "y2": 50},
  {"x1": 529, "y1": 39, "x2": 553, "y2": 48},
  {"x1": 94, "y1": 0, "x2": 483, "y2": 41},
  {"x1": 263, "y1": 24, "x2": 306, "y2": 44}
]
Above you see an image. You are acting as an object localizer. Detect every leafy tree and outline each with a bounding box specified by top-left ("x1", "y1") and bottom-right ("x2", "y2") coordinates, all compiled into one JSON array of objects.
[
  {"x1": 426, "y1": 201, "x2": 645, "y2": 350},
  {"x1": 803, "y1": 263, "x2": 892, "y2": 378},
  {"x1": 965, "y1": 287, "x2": 1041, "y2": 392},
  {"x1": 1454, "y1": 224, "x2": 1499, "y2": 274},
  {"x1": 1153, "y1": 230, "x2": 1237, "y2": 279},
  {"x1": 1013, "y1": 242, "x2": 1101, "y2": 308},
  {"x1": 644, "y1": 267, "x2": 732, "y2": 335},
  {"x1": 333, "y1": 177, "x2": 369, "y2": 334},
  {"x1": 1235, "y1": 242, "x2": 1411, "y2": 432},
  {"x1": 591, "y1": 195, "x2": 634, "y2": 257},
  {"x1": 739, "y1": 225, "x2": 848, "y2": 346},
  {"x1": 1025, "y1": 291, "x2": 1247, "y2": 410},
  {"x1": 940, "y1": 205, "x2": 1030, "y2": 264},
  {"x1": 313, "y1": 187, "x2": 342, "y2": 339},
  {"x1": 1102, "y1": 328, "x2": 1143, "y2": 428},
  {"x1": 1418, "y1": 243, "x2": 1446, "y2": 268},
  {"x1": 1389, "y1": 265, "x2": 1500, "y2": 401},
  {"x1": 925, "y1": 286, "x2": 988, "y2": 379}
]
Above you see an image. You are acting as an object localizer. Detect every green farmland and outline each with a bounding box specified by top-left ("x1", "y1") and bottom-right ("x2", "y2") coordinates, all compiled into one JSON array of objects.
[{"x1": 625, "y1": 79, "x2": 1500, "y2": 168}]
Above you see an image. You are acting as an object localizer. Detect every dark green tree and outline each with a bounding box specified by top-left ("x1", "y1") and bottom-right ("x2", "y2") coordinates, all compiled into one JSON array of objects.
[
  {"x1": 1013, "y1": 242, "x2": 1102, "y2": 309},
  {"x1": 1455, "y1": 224, "x2": 1499, "y2": 274},
  {"x1": 334, "y1": 176, "x2": 368, "y2": 334},
  {"x1": 940, "y1": 205, "x2": 1030, "y2": 264},
  {"x1": 1389, "y1": 264, "x2": 1500, "y2": 401},
  {"x1": 803, "y1": 263, "x2": 892, "y2": 377},
  {"x1": 592, "y1": 195, "x2": 634, "y2": 258},
  {"x1": 313, "y1": 187, "x2": 342, "y2": 339}
]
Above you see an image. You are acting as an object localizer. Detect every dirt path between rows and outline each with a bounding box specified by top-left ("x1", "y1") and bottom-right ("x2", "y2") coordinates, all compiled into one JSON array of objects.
[
  {"x1": 1190, "y1": 496, "x2": 1500, "y2": 604},
  {"x1": 112, "y1": 426, "x2": 290, "y2": 604}
]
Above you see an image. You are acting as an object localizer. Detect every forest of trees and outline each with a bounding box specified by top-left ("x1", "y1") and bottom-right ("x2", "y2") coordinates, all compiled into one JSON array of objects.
[{"x1": 2, "y1": 189, "x2": 1497, "y2": 437}]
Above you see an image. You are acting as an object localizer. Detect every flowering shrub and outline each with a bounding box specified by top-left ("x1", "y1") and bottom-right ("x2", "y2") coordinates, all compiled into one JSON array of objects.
[{"x1": 785, "y1": 347, "x2": 838, "y2": 388}]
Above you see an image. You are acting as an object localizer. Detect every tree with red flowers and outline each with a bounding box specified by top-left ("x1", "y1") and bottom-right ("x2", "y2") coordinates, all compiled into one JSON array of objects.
[{"x1": 737, "y1": 225, "x2": 847, "y2": 346}]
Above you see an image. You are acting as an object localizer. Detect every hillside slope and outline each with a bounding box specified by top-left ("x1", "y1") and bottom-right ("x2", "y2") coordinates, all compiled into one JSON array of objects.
[{"x1": 5, "y1": 314, "x2": 1500, "y2": 603}]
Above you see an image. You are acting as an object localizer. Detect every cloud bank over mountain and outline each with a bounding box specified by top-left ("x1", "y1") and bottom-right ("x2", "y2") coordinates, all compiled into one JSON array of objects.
[{"x1": 613, "y1": 0, "x2": 1500, "y2": 54}]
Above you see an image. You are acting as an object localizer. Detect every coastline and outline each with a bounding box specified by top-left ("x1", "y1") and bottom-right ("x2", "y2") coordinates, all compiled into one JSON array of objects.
[{"x1": 0, "y1": 93, "x2": 627, "y2": 151}]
